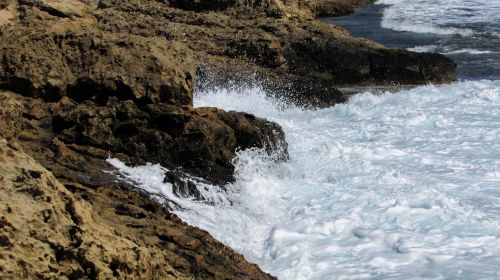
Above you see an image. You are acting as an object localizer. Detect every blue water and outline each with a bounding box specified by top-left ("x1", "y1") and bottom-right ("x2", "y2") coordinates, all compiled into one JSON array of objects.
[
  {"x1": 323, "y1": 0, "x2": 500, "y2": 81},
  {"x1": 109, "y1": 1, "x2": 500, "y2": 279}
]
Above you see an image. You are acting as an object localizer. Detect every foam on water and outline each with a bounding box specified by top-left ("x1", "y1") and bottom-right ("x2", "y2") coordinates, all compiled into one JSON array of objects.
[
  {"x1": 110, "y1": 80, "x2": 500, "y2": 279},
  {"x1": 375, "y1": 0, "x2": 500, "y2": 37},
  {"x1": 408, "y1": 46, "x2": 497, "y2": 55}
]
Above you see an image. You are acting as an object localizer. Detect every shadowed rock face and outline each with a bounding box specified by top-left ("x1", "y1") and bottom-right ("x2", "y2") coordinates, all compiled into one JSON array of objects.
[
  {"x1": 0, "y1": 5, "x2": 288, "y2": 185},
  {"x1": 51, "y1": 97, "x2": 287, "y2": 185},
  {"x1": 0, "y1": 89, "x2": 288, "y2": 185},
  {"x1": 309, "y1": 0, "x2": 376, "y2": 17},
  {"x1": 169, "y1": 0, "x2": 238, "y2": 12},
  {"x1": 285, "y1": 37, "x2": 456, "y2": 85}
]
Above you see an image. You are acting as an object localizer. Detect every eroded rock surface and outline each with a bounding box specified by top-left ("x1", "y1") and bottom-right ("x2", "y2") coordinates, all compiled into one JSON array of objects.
[
  {"x1": 309, "y1": 0, "x2": 375, "y2": 17},
  {"x1": 0, "y1": 0, "x2": 456, "y2": 278},
  {"x1": 0, "y1": 89, "x2": 287, "y2": 185},
  {"x1": 0, "y1": 28, "x2": 194, "y2": 106},
  {"x1": 2, "y1": 0, "x2": 456, "y2": 109},
  {"x1": 0, "y1": 6, "x2": 288, "y2": 184},
  {"x1": 92, "y1": 0, "x2": 455, "y2": 107},
  {"x1": 0, "y1": 138, "x2": 275, "y2": 279}
]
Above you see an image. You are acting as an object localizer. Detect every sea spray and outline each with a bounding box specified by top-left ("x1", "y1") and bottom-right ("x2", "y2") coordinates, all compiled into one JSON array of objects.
[{"x1": 110, "y1": 80, "x2": 500, "y2": 279}]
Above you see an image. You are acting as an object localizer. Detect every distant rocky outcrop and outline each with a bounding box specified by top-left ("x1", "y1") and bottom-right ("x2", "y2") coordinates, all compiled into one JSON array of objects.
[
  {"x1": 309, "y1": 0, "x2": 376, "y2": 17},
  {"x1": 90, "y1": 0, "x2": 454, "y2": 107}
]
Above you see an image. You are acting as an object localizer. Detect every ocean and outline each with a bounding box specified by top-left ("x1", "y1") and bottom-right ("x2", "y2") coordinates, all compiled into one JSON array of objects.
[
  {"x1": 324, "y1": 0, "x2": 500, "y2": 81},
  {"x1": 109, "y1": 1, "x2": 500, "y2": 279}
]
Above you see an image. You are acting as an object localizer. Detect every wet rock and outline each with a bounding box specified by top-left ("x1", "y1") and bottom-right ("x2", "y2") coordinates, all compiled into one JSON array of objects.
[
  {"x1": 285, "y1": 34, "x2": 457, "y2": 85},
  {"x1": 0, "y1": 138, "x2": 275, "y2": 279},
  {"x1": 50, "y1": 99, "x2": 287, "y2": 185},
  {"x1": 93, "y1": 0, "x2": 455, "y2": 108},
  {"x1": 309, "y1": 0, "x2": 375, "y2": 17},
  {"x1": 0, "y1": 90, "x2": 288, "y2": 185},
  {"x1": 164, "y1": 170, "x2": 204, "y2": 200}
]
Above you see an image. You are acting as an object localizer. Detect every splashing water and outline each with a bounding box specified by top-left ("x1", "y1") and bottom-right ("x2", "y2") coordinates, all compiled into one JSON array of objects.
[{"x1": 110, "y1": 80, "x2": 500, "y2": 279}]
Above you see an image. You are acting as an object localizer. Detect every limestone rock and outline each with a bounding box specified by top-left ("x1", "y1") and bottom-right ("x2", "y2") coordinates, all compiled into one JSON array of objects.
[
  {"x1": 0, "y1": 0, "x2": 459, "y2": 278},
  {"x1": 18, "y1": 0, "x2": 97, "y2": 18},
  {"x1": 308, "y1": 0, "x2": 375, "y2": 17},
  {"x1": 0, "y1": 29, "x2": 195, "y2": 106},
  {"x1": 0, "y1": 0, "x2": 16, "y2": 27},
  {"x1": 93, "y1": 0, "x2": 456, "y2": 108},
  {"x1": 0, "y1": 90, "x2": 288, "y2": 185},
  {"x1": 0, "y1": 138, "x2": 275, "y2": 279}
]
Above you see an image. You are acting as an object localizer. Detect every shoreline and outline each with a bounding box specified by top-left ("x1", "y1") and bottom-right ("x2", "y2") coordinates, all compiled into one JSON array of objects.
[
  {"x1": 0, "y1": 0, "x2": 457, "y2": 278},
  {"x1": 338, "y1": 84, "x2": 417, "y2": 97}
]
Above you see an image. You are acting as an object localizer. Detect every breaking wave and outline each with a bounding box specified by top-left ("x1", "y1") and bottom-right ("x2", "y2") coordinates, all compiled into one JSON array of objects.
[{"x1": 110, "y1": 80, "x2": 500, "y2": 279}]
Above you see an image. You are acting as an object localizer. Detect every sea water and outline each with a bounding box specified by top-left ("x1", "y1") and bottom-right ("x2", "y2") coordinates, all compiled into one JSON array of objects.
[
  {"x1": 109, "y1": 1, "x2": 500, "y2": 279},
  {"x1": 324, "y1": 0, "x2": 500, "y2": 81},
  {"x1": 111, "y1": 80, "x2": 500, "y2": 279}
]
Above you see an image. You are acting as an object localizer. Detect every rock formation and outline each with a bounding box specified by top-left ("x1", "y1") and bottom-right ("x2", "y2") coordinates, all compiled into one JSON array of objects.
[
  {"x1": 0, "y1": 89, "x2": 287, "y2": 186},
  {"x1": 1, "y1": 0, "x2": 456, "y2": 108},
  {"x1": 309, "y1": 0, "x2": 376, "y2": 17},
  {"x1": 0, "y1": 5, "x2": 288, "y2": 185},
  {"x1": 0, "y1": 0, "x2": 456, "y2": 278},
  {"x1": 0, "y1": 138, "x2": 274, "y2": 279}
]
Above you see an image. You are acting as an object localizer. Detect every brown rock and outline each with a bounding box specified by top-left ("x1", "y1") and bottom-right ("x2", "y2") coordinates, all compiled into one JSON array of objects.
[
  {"x1": 309, "y1": 0, "x2": 375, "y2": 17},
  {"x1": 0, "y1": 90, "x2": 288, "y2": 185},
  {"x1": 0, "y1": 138, "x2": 275, "y2": 279},
  {"x1": 93, "y1": 0, "x2": 455, "y2": 108},
  {"x1": 0, "y1": 0, "x2": 16, "y2": 27},
  {"x1": 0, "y1": 0, "x2": 459, "y2": 277},
  {"x1": 0, "y1": 29, "x2": 194, "y2": 106}
]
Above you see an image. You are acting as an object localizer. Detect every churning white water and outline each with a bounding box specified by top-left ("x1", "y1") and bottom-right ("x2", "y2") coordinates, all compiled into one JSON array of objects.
[
  {"x1": 375, "y1": 0, "x2": 500, "y2": 37},
  {"x1": 110, "y1": 80, "x2": 500, "y2": 279},
  {"x1": 326, "y1": 0, "x2": 500, "y2": 80}
]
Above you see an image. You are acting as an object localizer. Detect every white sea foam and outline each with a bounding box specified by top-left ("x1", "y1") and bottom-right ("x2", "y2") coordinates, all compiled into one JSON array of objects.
[
  {"x1": 375, "y1": 0, "x2": 500, "y2": 37},
  {"x1": 408, "y1": 46, "x2": 497, "y2": 55},
  {"x1": 407, "y1": 45, "x2": 439, "y2": 53},
  {"x1": 443, "y1": 49, "x2": 496, "y2": 55},
  {"x1": 110, "y1": 80, "x2": 500, "y2": 279}
]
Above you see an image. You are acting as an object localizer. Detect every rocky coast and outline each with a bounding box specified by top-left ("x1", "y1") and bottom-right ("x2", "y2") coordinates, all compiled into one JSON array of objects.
[{"x1": 0, "y1": 0, "x2": 456, "y2": 278}]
